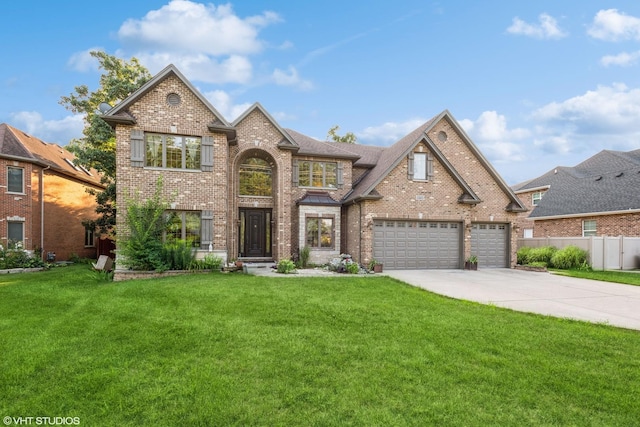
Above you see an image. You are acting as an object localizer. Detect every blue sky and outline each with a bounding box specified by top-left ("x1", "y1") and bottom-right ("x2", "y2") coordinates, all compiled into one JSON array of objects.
[{"x1": 3, "y1": 1, "x2": 640, "y2": 184}]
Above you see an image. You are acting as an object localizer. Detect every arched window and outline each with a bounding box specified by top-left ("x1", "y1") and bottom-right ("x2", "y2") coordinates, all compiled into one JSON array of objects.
[{"x1": 239, "y1": 157, "x2": 273, "y2": 196}]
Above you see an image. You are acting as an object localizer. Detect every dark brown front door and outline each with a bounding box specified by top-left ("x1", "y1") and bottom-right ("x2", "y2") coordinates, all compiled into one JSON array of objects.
[{"x1": 239, "y1": 209, "x2": 272, "y2": 258}]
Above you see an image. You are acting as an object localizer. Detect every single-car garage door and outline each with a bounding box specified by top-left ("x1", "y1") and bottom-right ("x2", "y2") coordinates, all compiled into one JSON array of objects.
[
  {"x1": 373, "y1": 220, "x2": 461, "y2": 269},
  {"x1": 470, "y1": 223, "x2": 509, "y2": 268}
]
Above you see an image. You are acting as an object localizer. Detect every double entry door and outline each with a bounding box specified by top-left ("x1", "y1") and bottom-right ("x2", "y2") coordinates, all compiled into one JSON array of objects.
[{"x1": 239, "y1": 208, "x2": 272, "y2": 258}]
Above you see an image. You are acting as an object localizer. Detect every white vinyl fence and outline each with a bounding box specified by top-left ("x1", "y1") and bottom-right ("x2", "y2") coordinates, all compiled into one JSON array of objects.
[{"x1": 517, "y1": 236, "x2": 640, "y2": 270}]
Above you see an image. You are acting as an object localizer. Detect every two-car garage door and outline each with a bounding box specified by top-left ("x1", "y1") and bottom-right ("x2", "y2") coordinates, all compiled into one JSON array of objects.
[
  {"x1": 373, "y1": 220, "x2": 461, "y2": 269},
  {"x1": 373, "y1": 220, "x2": 509, "y2": 269}
]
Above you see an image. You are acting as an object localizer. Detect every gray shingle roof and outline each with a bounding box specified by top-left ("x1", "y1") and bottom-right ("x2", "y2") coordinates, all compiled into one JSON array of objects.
[
  {"x1": 516, "y1": 149, "x2": 640, "y2": 218},
  {"x1": 284, "y1": 129, "x2": 382, "y2": 164}
]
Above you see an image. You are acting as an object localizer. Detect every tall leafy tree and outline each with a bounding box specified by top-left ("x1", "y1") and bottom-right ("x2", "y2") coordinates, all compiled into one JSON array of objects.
[
  {"x1": 327, "y1": 125, "x2": 357, "y2": 144},
  {"x1": 60, "y1": 51, "x2": 152, "y2": 235}
]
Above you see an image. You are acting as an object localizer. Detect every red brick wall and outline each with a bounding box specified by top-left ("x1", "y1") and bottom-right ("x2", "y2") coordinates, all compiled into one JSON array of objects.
[
  {"x1": 0, "y1": 160, "x2": 35, "y2": 250},
  {"x1": 115, "y1": 74, "x2": 229, "y2": 257},
  {"x1": 533, "y1": 213, "x2": 640, "y2": 237},
  {"x1": 346, "y1": 117, "x2": 520, "y2": 266}
]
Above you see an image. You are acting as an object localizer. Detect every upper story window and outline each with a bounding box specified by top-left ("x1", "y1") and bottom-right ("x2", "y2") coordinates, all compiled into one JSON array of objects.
[
  {"x1": 532, "y1": 191, "x2": 544, "y2": 206},
  {"x1": 239, "y1": 158, "x2": 272, "y2": 196},
  {"x1": 583, "y1": 220, "x2": 597, "y2": 237},
  {"x1": 408, "y1": 152, "x2": 433, "y2": 181},
  {"x1": 299, "y1": 161, "x2": 337, "y2": 188},
  {"x1": 7, "y1": 167, "x2": 24, "y2": 193},
  {"x1": 145, "y1": 134, "x2": 201, "y2": 170}
]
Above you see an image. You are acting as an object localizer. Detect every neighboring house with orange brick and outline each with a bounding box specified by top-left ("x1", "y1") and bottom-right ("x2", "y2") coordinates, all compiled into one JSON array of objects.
[
  {"x1": 513, "y1": 149, "x2": 640, "y2": 238},
  {"x1": 104, "y1": 65, "x2": 527, "y2": 270},
  {"x1": 0, "y1": 124, "x2": 104, "y2": 261}
]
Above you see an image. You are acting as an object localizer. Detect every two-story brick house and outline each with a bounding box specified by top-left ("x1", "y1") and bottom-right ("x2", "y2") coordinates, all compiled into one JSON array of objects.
[
  {"x1": 104, "y1": 65, "x2": 526, "y2": 270},
  {"x1": 0, "y1": 123, "x2": 104, "y2": 261}
]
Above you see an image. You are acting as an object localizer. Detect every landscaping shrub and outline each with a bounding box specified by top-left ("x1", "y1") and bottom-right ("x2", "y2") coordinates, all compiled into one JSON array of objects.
[
  {"x1": 526, "y1": 246, "x2": 557, "y2": 266},
  {"x1": 0, "y1": 244, "x2": 46, "y2": 269},
  {"x1": 191, "y1": 254, "x2": 224, "y2": 271},
  {"x1": 161, "y1": 239, "x2": 197, "y2": 270},
  {"x1": 516, "y1": 246, "x2": 534, "y2": 265},
  {"x1": 550, "y1": 245, "x2": 589, "y2": 270},
  {"x1": 118, "y1": 177, "x2": 172, "y2": 271},
  {"x1": 276, "y1": 259, "x2": 296, "y2": 274},
  {"x1": 346, "y1": 262, "x2": 360, "y2": 274},
  {"x1": 299, "y1": 245, "x2": 310, "y2": 269}
]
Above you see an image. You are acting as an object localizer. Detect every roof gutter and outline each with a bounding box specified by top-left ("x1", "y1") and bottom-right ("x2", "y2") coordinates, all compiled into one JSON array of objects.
[{"x1": 530, "y1": 208, "x2": 640, "y2": 221}]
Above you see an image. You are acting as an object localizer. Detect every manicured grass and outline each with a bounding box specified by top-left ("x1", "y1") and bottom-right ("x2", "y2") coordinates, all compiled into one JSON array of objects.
[
  {"x1": 1, "y1": 265, "x2": 640, "y2": 426},
  {"x1": 553, "y1": 269, "x2": 640, "y2": 286}
]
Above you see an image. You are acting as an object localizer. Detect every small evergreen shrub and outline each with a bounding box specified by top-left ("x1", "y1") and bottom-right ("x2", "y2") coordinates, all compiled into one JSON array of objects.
[
  {"x1": 299, "y1": 245, "x2": 311, "y2": 269},
  {"x1": 550, "y1": 245, "x2": 589, "y2": 270},
  {"x1": 346, "y1": 262, "x2": 360, "y2": 274},
  {"x1": 276, "y1": 259, "x2": 296, "y2": 274}
]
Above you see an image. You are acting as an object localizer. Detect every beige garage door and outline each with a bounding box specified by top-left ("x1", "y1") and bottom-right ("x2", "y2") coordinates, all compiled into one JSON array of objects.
[
  {"x1": 373, "y1": 220, "x2": 461, "y2": 269},
  {"x1": 470, "y1": 223, "x2": 509, "y2": 268}
]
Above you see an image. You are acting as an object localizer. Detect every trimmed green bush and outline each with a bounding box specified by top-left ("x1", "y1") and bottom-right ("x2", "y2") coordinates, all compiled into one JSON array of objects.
[
  {"x1": 516, "y1": 246, "x2": 534, "y2": 265},
  {"x1": 550, "y1": 245, "x2": 589, "y2": 270},
  {"x1": 161, "y1": 239, "x2": 197, "y2": 270},
  {"x1": 527, "y1": 246, "x2": 557, "y2": 265},
  {"x1": 277, "y1": 259, "x2": 296, "y2": 274}
]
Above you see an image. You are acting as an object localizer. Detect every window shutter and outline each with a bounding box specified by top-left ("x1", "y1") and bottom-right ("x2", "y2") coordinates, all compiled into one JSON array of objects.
[
  {"x1": 201, "y1": 210, "x2": 214, "y2": 250},
  {"x1": 201, "y1": 136, "x2": 214, "y2": 172},
  {"x1": 407, "y1": 152, "x2": 414, "y2": 179},
  {"x1": 292, "y1": 159, "x2": 299, "y2": 186},
  {"x1": 130, "y1": 129, "x2": 144, "y2": 167},
  {"x1": 337, "y1": 162, "x2": 344, "y2": 189},
  {"x1": 427, "y1": 153, "x2": 434, "y2": 180}
]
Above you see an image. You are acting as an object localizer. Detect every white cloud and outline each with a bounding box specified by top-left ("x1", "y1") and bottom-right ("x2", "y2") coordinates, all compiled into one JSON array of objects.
[
  {"x1": 588, "y1": 9, "x2": 640, "y2": 41},
  {"x1": 359, "y1": 118, "x2": 428, "y2": 145},
  {"x1": 67, "y1": 47, "x2": 104, "y2": 72},
  {"x1": 137, "y1": 52, "x2": 252, "y2": 84},
  {"x1": 459, "y1": 111, "x2": 529, "y2": 162},
  {"x1": 10, "y1": 112, "x2": 85, "y2": 145},
  {"x1": 600, "y1": 50, "x2": 640, "y2": 67},
  {"x1": 507, "y1": 13, "x2": 567, "y2": 39},
  {"x1": 531, "y1": 83, "x2": 640, "y2": 132},
  {"x1": 117, "y1": 1, "x2": 280, "y2": 55},
  {"x1": 272, "y1": 66, "x2": 313, "y2": 90},
  {"x1": 202, "y1": 89, "x2": 252, "y2": 122}
]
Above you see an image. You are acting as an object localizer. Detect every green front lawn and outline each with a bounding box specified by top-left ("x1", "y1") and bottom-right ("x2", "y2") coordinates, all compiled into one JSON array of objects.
[
  {"x1": 1, "y1": 265, "x2": 639, "y2": 426},
  {"x1": 553, "y1": 268, "x2": 640, "y2": 286}
]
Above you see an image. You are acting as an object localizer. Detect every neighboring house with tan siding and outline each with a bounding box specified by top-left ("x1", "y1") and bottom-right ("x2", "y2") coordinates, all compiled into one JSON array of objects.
[
  {"x1": 513, "y1": 149, "x2": 640, "y2": 238},
  {"x1": 0, "y1": 124, "x2": 104, "y2": 261},
  {"x1": 105, "y1": 64, "x2": 527, "y2": 270}
]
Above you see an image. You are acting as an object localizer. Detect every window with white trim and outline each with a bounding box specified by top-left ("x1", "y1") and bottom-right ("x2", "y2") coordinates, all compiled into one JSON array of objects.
[
  {"x1": 7, "y1": 221, "x2": 24, "y2": 249},
  {"x1": 305, "y1": 216, "x2": 334, "y2": 249},
  {"x1": 7, "y1": 167, "x2": 24, "y2": 193},
  {"x1": 145, "y1": 134, "x2": 201, "y2": 170},
  {"x1": 85, "y1": 228, "x2": 95, "y2": 247},
  {"x1": 532, "y1": 191, "x2": 544, "y2": 206},
  {"x1": 582, "y1": 220, "x2": 597, "y2": 237}
]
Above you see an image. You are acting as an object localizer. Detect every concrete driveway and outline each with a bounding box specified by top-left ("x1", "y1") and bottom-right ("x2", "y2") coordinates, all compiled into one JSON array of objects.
[{"x1": 386, "y1": 269, "x2": 640, "y2": 331}]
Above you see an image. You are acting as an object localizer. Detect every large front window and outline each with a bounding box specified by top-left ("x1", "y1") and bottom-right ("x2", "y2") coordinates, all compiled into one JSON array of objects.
[
  {"x1": 146, "y1": 134, "x2": 201, "y2": 170},
  {"x1": 7, "y1": 167, "x2": 24, "y2": 193},
  {"x1": 306, "y1": 217, "x2": 334, "y2": 248},
  {"x1": 298, "y1": 161, "x2": 337, "y2": 188},
  {"x1": 165, "y1": 211, "x2": 201, "y2": 247},
  {"x1": 239, "y1": 158, "x2": 272, "y2": 196}
]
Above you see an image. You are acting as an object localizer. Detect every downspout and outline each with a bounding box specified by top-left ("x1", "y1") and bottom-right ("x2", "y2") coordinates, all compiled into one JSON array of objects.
[
  {"x1": 358, "y1": 201, "x2": 362, "y2": 263},
  {"x1": 40, "y1": 165, "x2": 51, "y2": 261}
]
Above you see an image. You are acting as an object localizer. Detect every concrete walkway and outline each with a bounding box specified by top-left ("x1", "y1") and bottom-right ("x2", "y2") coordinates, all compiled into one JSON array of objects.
[{"x1": 386, "y1": 269, "x2": 640, "y2": 331}]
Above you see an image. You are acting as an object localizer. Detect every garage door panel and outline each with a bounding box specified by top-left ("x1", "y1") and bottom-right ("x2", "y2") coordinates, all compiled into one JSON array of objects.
[
  {"x1": 373, "y1": 220, "x2": 461, "y2": 270},
  {"x1": 471, "y1": 223, "x2": 508, "y2": 268}
]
